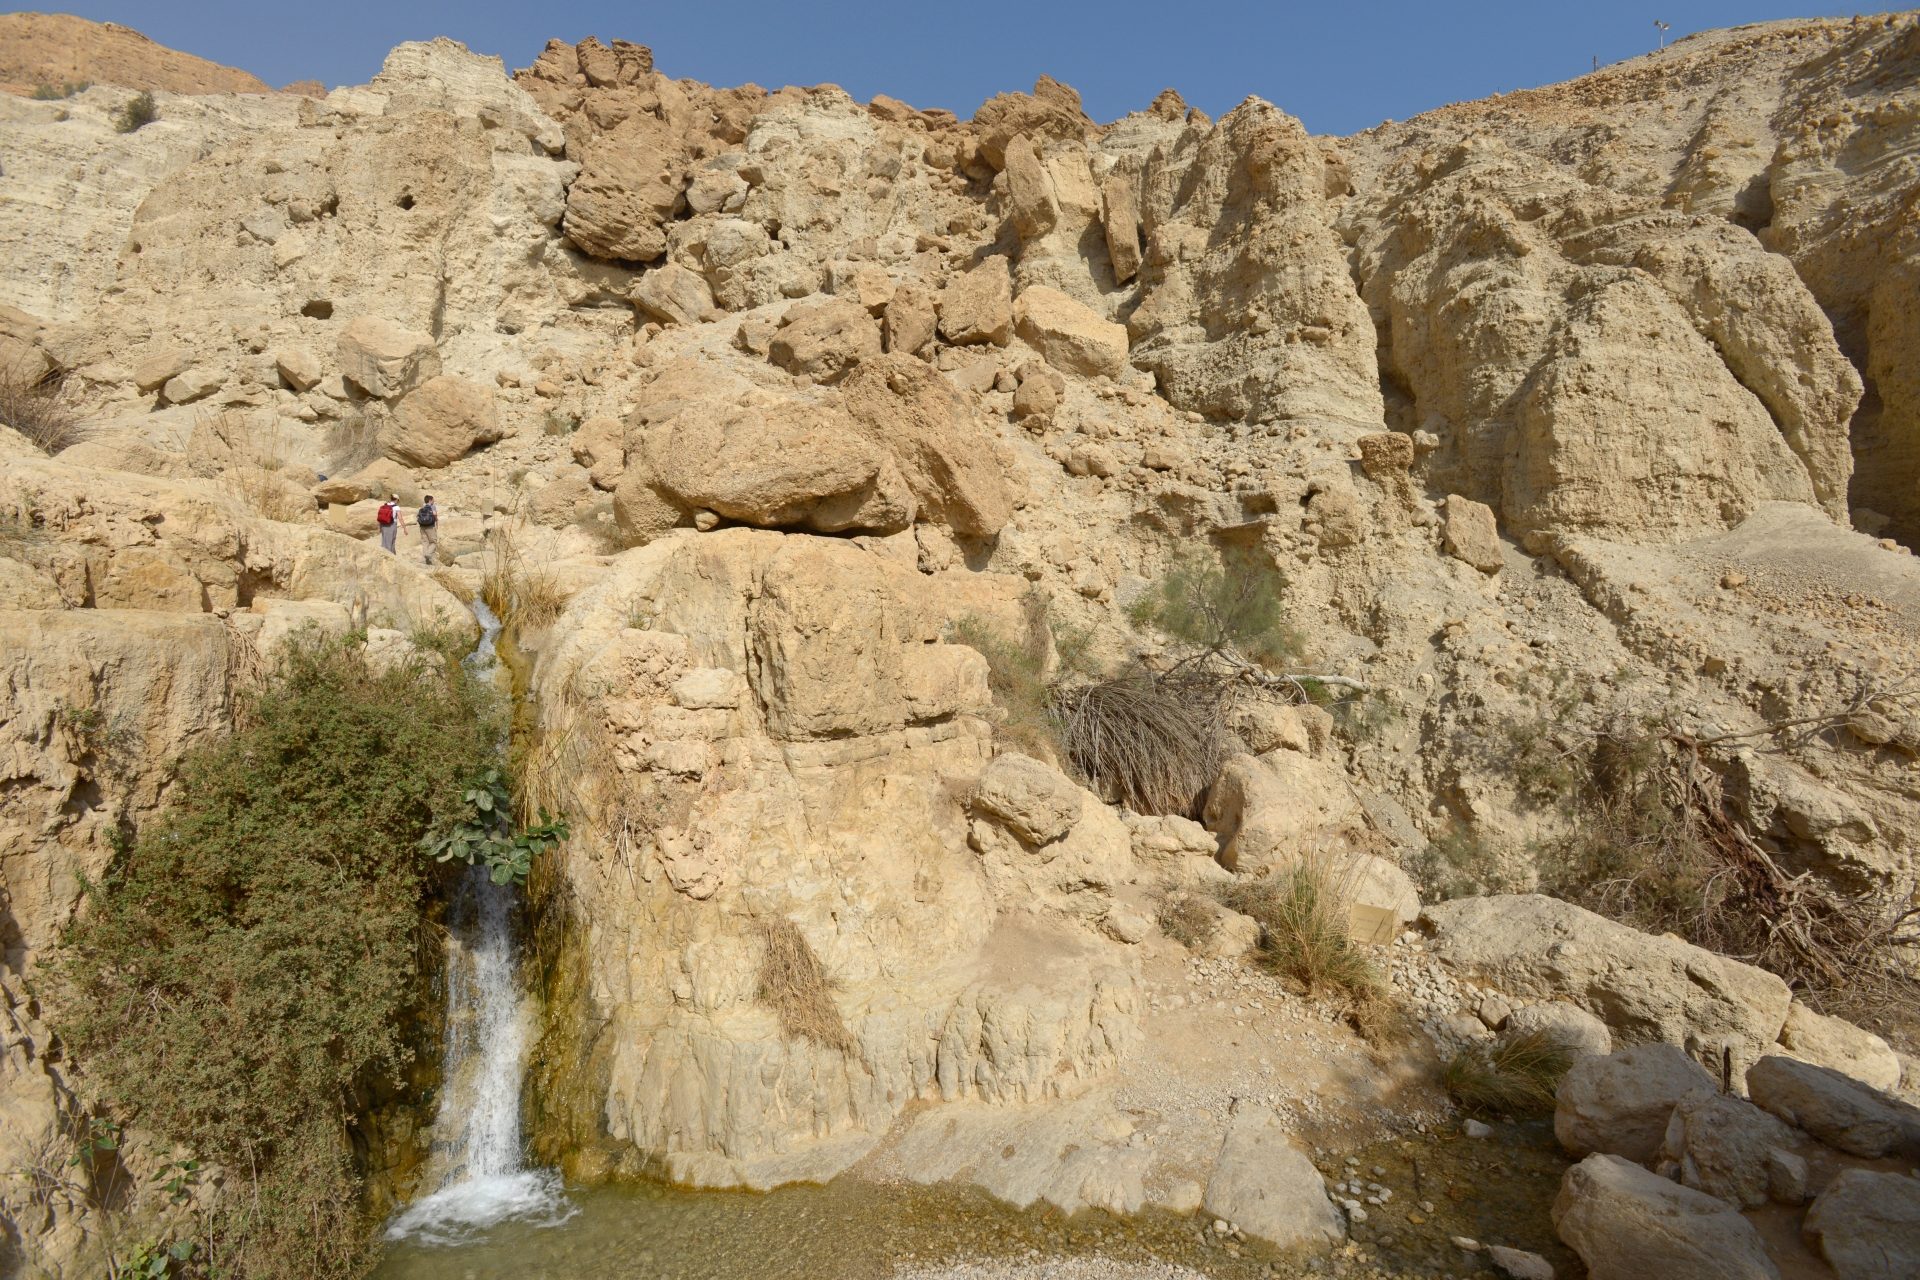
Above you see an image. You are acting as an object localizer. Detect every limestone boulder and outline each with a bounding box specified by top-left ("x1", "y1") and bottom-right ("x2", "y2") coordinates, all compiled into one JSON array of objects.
[
  {"x1": 768, "y1": 297, "x2": 882, "y2": 385},
  {"x1": 1101, "y1": 165, "x2": 1142, "y2": 285},
  {"x1": 1655, "y1": 1092, "x2": 1805, "y2": 1208},
  {"x1": 841, "y1": 354, "x2": 1017, "y2": 538},
  {"x1": 884, "y1": 284, "x2": 937, "y2": 359},
  {"x1": 632, "y1": 262, "x2": 720, "y2": 328},
  {"x1": 1506, "y1": 1002, "x2": 1613, "y2": 1059},
  {"x1": 385, "y1": 374, "x2": 503, "y2": 468},
  {"x1": 1003, "y1": 134, "x2": 1060, "y2": 241},
  {"x1": 1777, "y1": 1002, "x2": 1903, "y2": 1093},
  {"x1": 571, "y1": 415, "x2": 626, "y2": 490},
  {"x1": 1013, "y1": 285, "x2": 1129, "y2": 380},
  {"x1": 1746, "y1": 1055, "x2": 1920, "y2": 1159},
  {"x1": 937, "y1": 255, "x2": 1013, "y2": 347},
  {"x1": 565, "y1": 135, "x2": 677, "y2": 263},
  {"x1": 1552, "y1": 1153, "x2": 1780, "y2": 1280},
  {"x1": 972, "y1": 753, "x2": 1081, "y2": 847},
  {"x1": 337, "y1": 317, "x2": 440, "y2": 400},
  {"x1": 1202, "y1": 1102, "x2": 1346, "y2": 1251},
  {"x1": 1442, "y1": 494, "x2": 1503, "y2": 572},
  {"x1": 1203, "y1": 751, "x2": 1364, "y2": 874},
  {"x1": 1555, "y1": 1044, "x2": 1717, "y2": 1163},
  {"x1": 1421, "y1": 895, "x2": 1792, "y2": 1072},
  {"x1": 1802, "y1": 1169, "x2": 1920, "y2": 1280}
]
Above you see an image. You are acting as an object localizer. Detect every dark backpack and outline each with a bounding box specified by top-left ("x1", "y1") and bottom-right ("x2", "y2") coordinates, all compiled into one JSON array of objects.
[
  {"x1": 377, "y1": 502, "x2": 395, "y2": 527},
  {"x1": 417, "y1": 504, "x2": 437, "y2": 528}
]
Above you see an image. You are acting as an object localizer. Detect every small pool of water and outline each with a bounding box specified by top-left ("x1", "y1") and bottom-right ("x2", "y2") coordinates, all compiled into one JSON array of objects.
[{"x1": 373, "y1": 1177, "x2": 1287, "y2": 1280}]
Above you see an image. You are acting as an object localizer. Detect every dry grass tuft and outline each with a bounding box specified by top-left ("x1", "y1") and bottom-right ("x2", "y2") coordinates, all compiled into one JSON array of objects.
[
  {"x1": 754, "y1": 917, "x2": 856, "y2": 1054},
  {"x1": 1443, "y1": 1028, "x2": 1573, "y2": 1116},
  {"x1": 1152, "y1": 883, "x2": 1218, "y2": 949},
  {"x1": 481, "y1": 518, "x2": 567, "y2": 631},
  {"x1": 1053, "y1": 671, "x2": 1226, "y2": 817},
  {"x1": 1219, "y1": 861, "x2": 1381, "y2": 1006},
  {"x1": 0, "y1": 365, "x2": 92, "y2": 453}
]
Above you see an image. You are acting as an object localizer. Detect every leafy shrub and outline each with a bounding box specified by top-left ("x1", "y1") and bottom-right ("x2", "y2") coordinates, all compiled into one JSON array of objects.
[
  {"x1": 114, "y1": 91, "x2": 157, "y2": 133},
  {"x1": 1219, "y1": 862, "x2": 1380, "y2": 1006},
  {"x1": 952, "y1": 594, "x2": 1059, "y2": 760},
  {"x1": 1443, "y1": 1029, "x2": 1573, "y2": 1116},
  {"x1": 754, "y1": 917, "x2": 855, "y2": 1053},
  {"x1": 0, "y1": 365, "x2": 92, "y2": 453},
  {"x1": 420, "y1": 766, "x2": 568, "y2": 886},
  {"x1": 53, "y1": 633, "x2": 506, "y2": 1279},
  {"x1": 1127, "y1": 545, "x2": 1301, "y2": 670}
]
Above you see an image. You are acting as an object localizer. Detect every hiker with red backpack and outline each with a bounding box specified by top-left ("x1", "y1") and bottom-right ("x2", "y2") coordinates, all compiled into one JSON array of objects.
[{"x1": 376, "y1": 494, "x2": 406, "y2": 554}]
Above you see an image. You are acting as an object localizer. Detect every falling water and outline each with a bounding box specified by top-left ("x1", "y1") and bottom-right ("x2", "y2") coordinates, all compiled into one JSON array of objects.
[{"x1": 384, "y1": 600, "x2": 572, "y2": 1247}]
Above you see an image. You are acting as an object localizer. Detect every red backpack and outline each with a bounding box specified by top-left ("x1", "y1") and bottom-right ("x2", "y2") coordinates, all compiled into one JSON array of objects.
[{"x1": 377, "y1": 502, "x2": 396, "y2": 527}]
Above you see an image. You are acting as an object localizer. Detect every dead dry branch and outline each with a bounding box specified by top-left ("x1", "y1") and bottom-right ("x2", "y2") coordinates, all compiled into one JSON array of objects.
[{"x1": 754, "y1": 917, "x2": 856, "y2": 1054}]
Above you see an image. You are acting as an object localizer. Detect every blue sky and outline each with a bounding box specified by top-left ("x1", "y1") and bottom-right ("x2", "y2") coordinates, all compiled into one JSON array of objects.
[{"x1": 49, "y1": 2, "x2": 1899, "y2": 134}]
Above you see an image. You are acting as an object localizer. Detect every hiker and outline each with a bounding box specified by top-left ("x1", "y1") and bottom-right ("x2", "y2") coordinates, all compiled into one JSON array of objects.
[
  {"x1": 417, "y1": 495, "x2": 440, "y2": 566},
  {"x1": 376, "y1": 493, "x2": 405, "y2": 554}
]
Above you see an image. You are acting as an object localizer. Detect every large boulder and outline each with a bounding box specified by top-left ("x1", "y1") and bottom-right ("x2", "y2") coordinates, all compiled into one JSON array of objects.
[
  {"x1": 1745, "y1": 1055, "x2": 1920, "y2": 1159},
  {"x1": 1421, "y1": 895, "x2": 1792, "y2": 1072},
  {"x1": 1777, "y1": 1002, "x2": 1903, "y2": 1093},
  {"x1": 972, "y1": 754, "x2": 1081, "y2": 847},
  {"x1": 1013, "y1": 285, "x2": 1129, "y2": 379},
  {"x1": 936, "y1": 254, "x2": 1013, "y2": 347},
  {"x1": 1801, "y1": 1169, "x2": 1920, "y2": 1280},
  {"x1": 1202, "y1": 1102, "x2": 1346, "y2": 1251},
  {"x1": 1204, "y1": 751, "x2": 1363, "y2": 875},
  {"x1": 768, "y1": 297, "x2": 882, "y2": 385},
  {"x1": 1506, "y1": 1002, "x2": 1613, "y2": 1058},
  {"x1": 1552, "y1": 1153, "x2": 1781, "y2": 1280},
  {"x1": 385, "y1": 374, "x2": 503, "y2": 468},
  {"x1": 1655, "y1": 1092, "x2": 1805, "y2": 1208},
  {"x1": 632, "y1": 263, "x2": 719, "y2": 327},
  {"x1": 1555, "y1": 1044, "x2": 1718, "y2": 1164},
  {"x1": 336, "y1": 316, "x2": 440, "y2": 400},
  {"x1": 841, "y1": 354, "x2": 1017, "y2": 538}
]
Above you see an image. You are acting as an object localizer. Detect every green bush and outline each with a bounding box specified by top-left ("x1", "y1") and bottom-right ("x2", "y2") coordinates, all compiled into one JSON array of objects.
[
  {"x1": 114, "y1": 91, "x2": 157, "y2": 133},
  {"x1": 952, "y1": 594, "x2": 1059, "y2": 760},
  {"x1": 1127, "y1": 545, "x2": 1301, "y2": 670},
  {"x1": 54, "y1": 633, "x2": 506, "y2": 1279}
]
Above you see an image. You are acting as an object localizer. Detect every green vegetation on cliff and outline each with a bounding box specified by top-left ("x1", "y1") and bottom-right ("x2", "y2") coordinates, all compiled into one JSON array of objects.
[{"x1": 54, "y1": 632, "x2": 504, "y2": 1278}]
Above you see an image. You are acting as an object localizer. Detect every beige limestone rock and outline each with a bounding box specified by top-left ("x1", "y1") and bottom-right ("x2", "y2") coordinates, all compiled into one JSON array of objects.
[
  {"x1": 632, "y1": 262, "x2": 720, "y2": 327},
  {"x1": 937, "y1": 255, "x2": 1013, "y2": 347},
  {"x1": 768, "y1": 297, "x2": 882, "y2": 385},
  {"x1": 1777, "y1": 1001, "x2": 1902, "y2": 1093},
  {"x1": 275, "y1": 347, "x2": 322, "y2": 392},
  {"x1": 841, "y1": 354, "x2": 1018, "y2": 538},
  {"x1": 1552, "y1": 1153, "x2": 1780, "y2": 1280},
  {"x1": 338, "y1": 316, "x2": 440, "y2": 400},
  {"x1": 1442, "y1": 494, "x2": 1502, "y2": 573},
  {"x1": 385, "y1": 374, "x2": 503, "y2": 468},
  {"x1": 1802, "y1": 1168, "x2": 1920, "y2": 1280},
  {"x1": 1203, "y1": 751, "x2": 1364, "y2": 874},
  {"x1": 133, "y1": 346, "x2": 192, "y2": 394},
  {"x1": 1101, "y1": 164, "x2": 1142, "y2": 285},
  {"x1": 1655, "y1": 1092, "x2": 1804, "y2": 1208},
  {"x1": 972, "y1": 753, "x2": 1081, "y2": 846},
  {"x1": 1202, "y1": 1102, "x2": 1345, "y2": 1251},
  {"x1": 1423, "y1": 895, "x2": 1792, "y2": 1073},
  {"x1": 1003, "y1": 134, "x2": 1060, "y2": 241},
  {"x1": 1555, "y1": 1044, "x2": 1717, "y2": 1164},
  {"x1": 884, "y1": 284, "x2": 937, "y2": 359},
  {"x1": 1746, "y1": 1054, "x2": 1920, "y2": 1159},
  {"x1": 1013, "y1": 285, "x2": 1129, "y2": 380},
  {"x1": 572, "y1": 415, "x2": 626, "y2": 490}
]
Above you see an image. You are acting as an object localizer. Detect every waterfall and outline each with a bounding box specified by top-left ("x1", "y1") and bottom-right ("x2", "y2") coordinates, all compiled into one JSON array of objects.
[{"x1": 385, "y1": 600, "x2": 571, "y2": 1246}]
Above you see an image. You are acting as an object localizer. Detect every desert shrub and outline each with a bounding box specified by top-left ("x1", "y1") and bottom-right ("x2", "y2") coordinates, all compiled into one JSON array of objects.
[
  {"x1": 1152, "y1": 884, "x2": 1217, "y2": 949},
  {"x1": 480, "y1": 520, "x2": 567, "y2": 631},
  {"x1": 0, "y1": 365, "x2": 92, "y2": 453},
  {"x1": 1053, "y1": 672, "x2": 1225, "y2": 817},
  {"x1": 1443, "y1": 1029, "x2": 1573, "y2": 1116},
  {"x1": 114, "y1": 91, "x2": 157, "y2": 133},
  {"x1": 1410, "y1": 823, "x2": 1523, "y2": 901},
  {"x1": 1127, "y1": 544, "x2": 1301, "y2": 670},
  {"x1": 1219, "y1": 862, "x2": 1380, "y2": 1006},
  {"x1": 53, "y1": 632, "x2": 506, "y2": 1279},
  {"x1": 754, "y1": 917, "x2": 856, "y2": 1054},
  {"x1": 1534, "y1": 723, "x2": 1920, "y2": 1037},
  {"x1": 952, "y1": 594, "x2": 1058, "y2": 759}
]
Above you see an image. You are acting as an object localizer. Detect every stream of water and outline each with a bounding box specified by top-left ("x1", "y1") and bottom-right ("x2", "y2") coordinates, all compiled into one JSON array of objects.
[{"x1": 383, "y1": 600, "x2": 573, "y2": 1248}]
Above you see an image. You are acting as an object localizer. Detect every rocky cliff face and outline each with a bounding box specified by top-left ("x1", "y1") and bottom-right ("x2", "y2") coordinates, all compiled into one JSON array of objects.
[{"x1": 2, "y1": 14, "x2": 1919, "y2": 1276}]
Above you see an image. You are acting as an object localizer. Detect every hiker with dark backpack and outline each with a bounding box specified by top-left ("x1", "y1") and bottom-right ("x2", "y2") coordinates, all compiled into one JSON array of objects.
[
  {"x1": 376, "y1": 493, "x2": 405, "y2": 554},
  {"x1": 417, "y1": 495, "x2": 440, "y2": 566}
]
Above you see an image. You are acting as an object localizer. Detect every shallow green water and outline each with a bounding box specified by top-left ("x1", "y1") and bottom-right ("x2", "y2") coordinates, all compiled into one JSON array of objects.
[{"x1": 374, "y1": 1178, "x2": 1282, "y2": 1280}]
